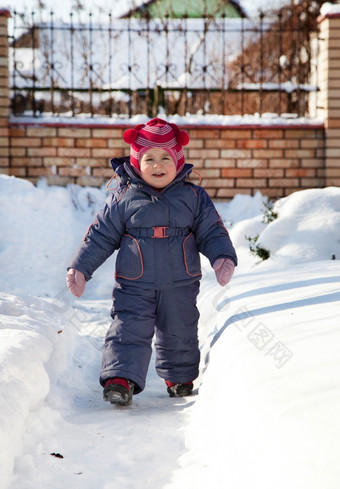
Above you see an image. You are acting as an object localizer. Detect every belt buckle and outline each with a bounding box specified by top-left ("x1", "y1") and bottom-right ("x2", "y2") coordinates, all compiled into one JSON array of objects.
[{"x1": 152, "y1": 226, "x2": 169, "y2": 238}]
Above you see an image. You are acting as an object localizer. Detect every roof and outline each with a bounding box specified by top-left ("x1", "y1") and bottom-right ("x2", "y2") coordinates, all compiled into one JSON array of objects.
[{"x1": 120, "y1": 0, "x2": 247, "y2": 19}]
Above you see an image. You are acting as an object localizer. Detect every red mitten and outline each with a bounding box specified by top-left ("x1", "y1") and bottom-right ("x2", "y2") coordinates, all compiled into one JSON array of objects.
[
  {"x1": 66, "y1": 268, "x2": 86, "y2": 298},
  {"x1": 213, "y1": 258, "x2": 235, "y2": 286}
]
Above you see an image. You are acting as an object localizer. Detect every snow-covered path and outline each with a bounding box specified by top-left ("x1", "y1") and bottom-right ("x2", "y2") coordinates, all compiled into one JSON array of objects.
[{"x1": 7, "y1": 299, "x2": 194, "y2": 489}]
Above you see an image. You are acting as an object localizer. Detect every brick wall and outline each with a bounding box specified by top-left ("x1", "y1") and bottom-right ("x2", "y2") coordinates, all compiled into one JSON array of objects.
[
  {"x1": 7, "y1": 121, "x2": 325, "y2": 199},
  {"x1": 317, "y1": 12, "x2": 340, "y2": 187}
]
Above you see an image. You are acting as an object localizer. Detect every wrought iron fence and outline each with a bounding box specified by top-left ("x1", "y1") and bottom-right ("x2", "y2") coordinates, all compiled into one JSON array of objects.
[{"x1": 8, "y1": 2, "x2": 321, "y2": 119}]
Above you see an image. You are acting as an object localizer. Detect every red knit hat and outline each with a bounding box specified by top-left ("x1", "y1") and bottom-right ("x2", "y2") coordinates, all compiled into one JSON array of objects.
[{"x1": 123, "y1": 118, "x2": 190, "y2": 171}]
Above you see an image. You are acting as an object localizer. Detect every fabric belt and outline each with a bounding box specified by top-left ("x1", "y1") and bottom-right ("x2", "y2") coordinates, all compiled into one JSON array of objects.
[{"x1": 127, "y1": 226, "x2": 190, "y2": 238}]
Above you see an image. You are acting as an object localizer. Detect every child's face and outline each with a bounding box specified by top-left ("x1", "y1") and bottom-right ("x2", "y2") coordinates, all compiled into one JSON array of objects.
[{"x1": 139, "y1": 147, "x2": 177, "y2": 188}]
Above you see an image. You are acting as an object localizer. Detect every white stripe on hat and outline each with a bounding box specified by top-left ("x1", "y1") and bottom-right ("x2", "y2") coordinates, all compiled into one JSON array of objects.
[
  {"x1": 131, "y1": 148, "x2": 139, "y2": 159},
  {"x1": 143, "y1": 125, "x2": 173, "y2": 136},
  {"x1": 136, "y1": 136, "x2": 177, "y2": 148}
]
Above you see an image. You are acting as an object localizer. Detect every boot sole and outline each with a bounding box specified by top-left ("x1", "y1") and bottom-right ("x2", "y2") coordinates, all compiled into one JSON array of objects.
[
  {"x1": 104, "y1": 390, "x2": 133, "y2": 406},
  {"x1": 103, "y1": 381, "x2": 134, "y2": 406},
  {"x1": 167, "y1": 385, "x2": 193, "y2": 398}
]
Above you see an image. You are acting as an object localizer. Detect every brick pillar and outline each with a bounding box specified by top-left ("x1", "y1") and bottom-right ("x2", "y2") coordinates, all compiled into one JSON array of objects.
[
  {"x1": 317, "y1": 11, "x2": 340, "y2": 187},
  {"x1": 0, "y1": 9, "x2": 10, "y2": 175}
]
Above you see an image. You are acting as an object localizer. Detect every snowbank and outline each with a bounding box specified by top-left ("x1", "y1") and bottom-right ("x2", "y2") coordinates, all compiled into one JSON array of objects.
[
  {"x1": 230, "y1": 187, "x2": 340, "y2": 269},
  {"x1": 0, "y1": 176, "x2": 115, "y2": 298},
  {"x1": 167, "y1": 260, "x2": 340, "y2": 489},
  {"x1": 0, "y1": 294, "x2": 76, "y2": 489}
]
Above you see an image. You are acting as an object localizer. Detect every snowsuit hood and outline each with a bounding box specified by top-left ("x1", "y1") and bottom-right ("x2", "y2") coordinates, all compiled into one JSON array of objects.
[{"x1": 110, "y1": 156, "x2": 194, "y2": 192}]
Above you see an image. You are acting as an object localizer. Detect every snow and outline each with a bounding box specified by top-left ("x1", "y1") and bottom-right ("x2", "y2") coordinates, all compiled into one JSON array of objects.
[
  {"x1": 10, "y1": 112, "x2": 324, "y2": 126},
  {"x1": 320, "y1": 2, "x2": 340, "y2": 15},
  {"x1": 1, "y1": 174, "x2": 340, "y2": 489},
  {"x1": 238, "y1": 81, "x2": 318, "y2": 94},
  {"x1": 238, "y1": 0, "x2": 290, "y2": 17}
]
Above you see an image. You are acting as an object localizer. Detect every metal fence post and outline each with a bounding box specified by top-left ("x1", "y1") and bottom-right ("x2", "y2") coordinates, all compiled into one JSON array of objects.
[{"x1": 0, "y1": 9, "x2": 10, "y2": 175}]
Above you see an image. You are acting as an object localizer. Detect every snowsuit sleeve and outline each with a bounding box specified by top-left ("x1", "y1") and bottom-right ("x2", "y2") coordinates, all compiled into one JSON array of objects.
[
  {"x1": 192, "y1": 186, "x2": 237, "y2": 267},
  {"x1": 68, "y1": 193, "x2": 125, "y2": 281}
]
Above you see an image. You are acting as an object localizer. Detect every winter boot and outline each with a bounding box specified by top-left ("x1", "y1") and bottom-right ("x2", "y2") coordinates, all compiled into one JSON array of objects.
[
  {"x1": 103, "y1": 378, "x2": 134, "y2": 406},
  {"x1": 165, "y1": 380, "x2": 194, "y2": 398}
]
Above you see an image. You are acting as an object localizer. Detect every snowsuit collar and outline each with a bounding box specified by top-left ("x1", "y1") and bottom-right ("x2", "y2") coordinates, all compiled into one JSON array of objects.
[{"x1": 110, "y1": 156, "x2": 194, "y2": 194}]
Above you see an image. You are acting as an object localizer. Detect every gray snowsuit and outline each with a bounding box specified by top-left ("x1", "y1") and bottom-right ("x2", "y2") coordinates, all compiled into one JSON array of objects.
[{"x1": 69, "y1": 157, "x2": 237, "y2": 393}]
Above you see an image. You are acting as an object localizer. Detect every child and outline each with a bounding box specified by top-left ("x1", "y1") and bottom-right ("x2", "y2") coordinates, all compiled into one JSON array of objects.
[{"x1": 66, "y1": 118, "x2": 237, "y2": 406}]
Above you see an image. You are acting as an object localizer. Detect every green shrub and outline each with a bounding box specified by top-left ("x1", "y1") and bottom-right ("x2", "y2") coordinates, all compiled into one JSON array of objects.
[
  {"x1": 245, "y1": 234, "x2": 270, "y2": 261},
  {"x1": 245, "y1": 199, "x2": 277, "y2": 261},
  {"x1": 262, "y1": 200, "x2": 278, "y2": 224}
]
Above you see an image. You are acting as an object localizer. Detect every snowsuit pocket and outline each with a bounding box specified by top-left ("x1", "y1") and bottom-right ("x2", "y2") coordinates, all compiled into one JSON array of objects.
[
  {"x1": 183, "y1": 233, "x2": 201, "y2": 277},
  {"x1": 116, "y1": 234, "x2": 144, "y2": 280}
]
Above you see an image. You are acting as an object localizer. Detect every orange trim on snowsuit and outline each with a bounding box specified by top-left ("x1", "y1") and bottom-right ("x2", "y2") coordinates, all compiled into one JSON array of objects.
[{"x1": 115, "y1": 234, "x2": 144, "y2": 280}]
